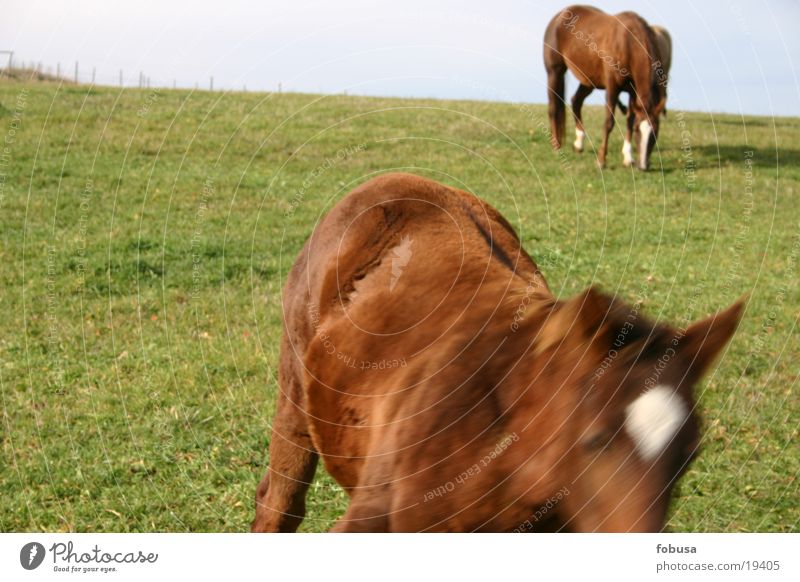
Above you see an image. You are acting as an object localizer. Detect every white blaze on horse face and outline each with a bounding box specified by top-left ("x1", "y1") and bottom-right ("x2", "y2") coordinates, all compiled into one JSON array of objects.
[
  {"x1": 622, "y1": 139, "x2": 633, "y2": 166},
  {"x1": 574, "y1": 129, "x2": 585, "y2": 151},
  {"x1": 638, "y1": 120, "x2": 652, "y2": 169},
  {"x1": 625, "y1": 385, "x2": 687, "y2": 461}
]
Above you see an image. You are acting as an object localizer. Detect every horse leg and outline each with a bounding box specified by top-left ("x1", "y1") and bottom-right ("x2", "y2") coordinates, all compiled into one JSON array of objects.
[
  {"x1": 330, "y1": 495, "x2": 391, "y2": 532},
  {"x1": 571, "y1": 84, "x2": 593, "y2": 153},
  {"x1": 622, "y1": 95, "x2": 635, "y2": 167},
  {"x1": 597, "y1": 84, "x2": 621, "y2": 169},
  {"x1": 251, "y1": 359, "x2": 318, "y2": 532},
  {"x1": 546, "y1": 66, "x2": 566, "y2": 149}
]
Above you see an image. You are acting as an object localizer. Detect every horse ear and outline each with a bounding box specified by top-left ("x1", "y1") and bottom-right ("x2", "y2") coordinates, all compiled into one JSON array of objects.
[
  {"x1": 680, "y1": 300, "x2": 744, "y2": 379},
  {"x1": 535, "y1": 287, "x2": 612, "y2": 355}
]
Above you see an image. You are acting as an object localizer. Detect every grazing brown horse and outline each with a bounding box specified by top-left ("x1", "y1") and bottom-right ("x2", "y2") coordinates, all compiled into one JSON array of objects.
[
  {"x1": 620, "y1": 26, "x2": 672, "y2": 166},
  {"x1": 651, "y1": 26, "x2": 672, "y2": 83},
  {"x1": 252, "y1": 173, "x2": 741, "y2": 533},
  {"x1": 620, "y1": 25, "x2": 672, "y2": 167},
  {"x1": 619, "y1": 25, "x2": 672, "y2": 113},
  {"x1": 543, "y1": 5, "x2": 666, "y2": 169}
]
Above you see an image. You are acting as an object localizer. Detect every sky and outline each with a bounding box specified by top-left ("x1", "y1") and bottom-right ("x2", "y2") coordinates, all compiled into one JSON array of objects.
[{"x1": 2, "y1": 0, "x2": 798, "y2": 116}]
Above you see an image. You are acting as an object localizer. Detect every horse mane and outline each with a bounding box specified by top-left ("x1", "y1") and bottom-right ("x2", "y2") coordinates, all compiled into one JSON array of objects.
[{"x1": 506, "y1": 282, "x2": 670, "y2": 365}]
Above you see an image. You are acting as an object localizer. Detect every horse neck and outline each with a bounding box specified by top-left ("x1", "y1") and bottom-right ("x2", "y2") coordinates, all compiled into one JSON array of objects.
[{"x1": 629, "y1": 28, "x2": 660, "y2": 114}]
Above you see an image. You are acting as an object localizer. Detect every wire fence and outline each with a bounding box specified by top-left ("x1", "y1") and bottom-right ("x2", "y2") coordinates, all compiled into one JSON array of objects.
[{"x1": 0, "y1": 56, "x2": 277, "y2": 93}]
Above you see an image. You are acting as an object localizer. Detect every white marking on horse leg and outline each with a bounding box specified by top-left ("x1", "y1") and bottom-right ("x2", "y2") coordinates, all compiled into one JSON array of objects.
[
  {"x1": 573, "y1": 129, "x2": 585, "y2": 151},
  {"x1": 625, "y1": 385, "x2": 687, "y2": 461},
  {"x1": 622, "y1": 139, "x2": 633, "y2": 166},
  {"x1": 638, "y1": 120, "x2": 652, "y2": 169}
]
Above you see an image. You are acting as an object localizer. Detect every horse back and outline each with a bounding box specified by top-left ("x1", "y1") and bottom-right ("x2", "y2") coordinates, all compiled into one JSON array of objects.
[
  {"x1": 282, "y1": 172, "x2": 548, "y2": 489},
  {"x1": 545, "y1": 5, "x2": 630, "y2": 87}
]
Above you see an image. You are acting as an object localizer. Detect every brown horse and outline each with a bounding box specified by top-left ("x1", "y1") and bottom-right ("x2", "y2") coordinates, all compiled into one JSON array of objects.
[
  {"x1": 252, "y1": 173, "x2": 741, "y2": 532},
  {"x1": 621, "y1": 25, "x2": 671, "y2": 167},
  {"x1": 651, "y1": 26, "x2": 672, "y2": 83},
  {"x1": 543, "y1": 5, "x2": 666, "y2": 169}
]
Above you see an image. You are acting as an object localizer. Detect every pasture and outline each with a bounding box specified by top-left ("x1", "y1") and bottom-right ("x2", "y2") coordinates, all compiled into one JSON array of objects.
[{"x1": 0, "y1": 77, "x2": 797, "y2": 532}]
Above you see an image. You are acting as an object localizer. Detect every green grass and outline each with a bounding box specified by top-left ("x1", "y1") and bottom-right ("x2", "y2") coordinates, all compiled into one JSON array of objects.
[{"x1": 0, "y1": 78, "x2": 797, "y2": 532}]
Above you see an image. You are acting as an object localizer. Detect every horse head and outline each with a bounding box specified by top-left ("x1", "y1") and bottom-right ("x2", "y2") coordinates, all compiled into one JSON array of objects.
[
  {"x1": 631, "y1": 28, "x2": 670, "y2": 171},
  {"x1": 525, "y1": 288, "x2": 741, "y2": 531},
  {"x1": 630, "y1": 89, "x2": 667, "y2": 171}
]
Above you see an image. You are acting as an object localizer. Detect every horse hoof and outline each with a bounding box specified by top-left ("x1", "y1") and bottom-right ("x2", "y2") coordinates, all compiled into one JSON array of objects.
[
  {"x1": 622, "y1": 159, "x2": 633, "y2": 168},
  {"x1": 596, "y1": 159, "x2": 606, "y2": 169},
  {"x1": 573, "y1": 145, "x2": 583, "y2": 153}
]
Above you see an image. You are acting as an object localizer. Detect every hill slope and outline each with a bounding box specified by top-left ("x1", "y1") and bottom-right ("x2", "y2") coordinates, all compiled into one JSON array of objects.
[{"x1": 0, "y1": 79, "x2": 797, "y2": 532}]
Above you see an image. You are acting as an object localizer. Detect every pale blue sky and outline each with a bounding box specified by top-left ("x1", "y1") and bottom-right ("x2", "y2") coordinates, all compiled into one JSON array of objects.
[{"x1": 3, "y1": 0, "x2": 798, "y2": 115}]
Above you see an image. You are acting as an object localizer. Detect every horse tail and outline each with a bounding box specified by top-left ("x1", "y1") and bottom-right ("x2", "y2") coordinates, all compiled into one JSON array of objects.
[
  {"x1": 650, "y1": 25, "x2": 671, "y2": 117},
  {"x1": 651, "y1": 26, "x2": 672, "y2": 73},
  {"x1": 543, "y1": 14, "x2": 566, "y2": 148},
  {"x1": 547, "y1": 68, "x2": 566, "y2": 149}
]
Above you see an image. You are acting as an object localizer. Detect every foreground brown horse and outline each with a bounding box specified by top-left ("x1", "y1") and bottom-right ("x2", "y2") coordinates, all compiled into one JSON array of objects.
[
  {"x1": 544, "y1": 5, "x2": 666, "y2": 169},
  {"x1": 252, "y1": 173, "x2": 741, "y2": 532}
]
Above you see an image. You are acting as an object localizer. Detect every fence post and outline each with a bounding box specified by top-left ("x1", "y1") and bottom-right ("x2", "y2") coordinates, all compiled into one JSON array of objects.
[
  {"x1": 74, "y1": 61, "x2": 78, "y2": 83},
  {"x1": 92, "y1": 67, "x2": 96, "y2": 84},
  {"x1": 119, "y1": 69, "x2": 123, "y2": 87},
  {"x1": 210, "y1": 76, "x2": 213, "y2": 91},
  {"x1": 57, "y1": 62, "x2": 61, "y2": 79}
]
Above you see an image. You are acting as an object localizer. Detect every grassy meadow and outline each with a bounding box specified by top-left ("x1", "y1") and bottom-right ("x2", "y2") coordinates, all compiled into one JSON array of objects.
[{"x1": 0, "y1": 76, "x2": 797, "y2": 532}]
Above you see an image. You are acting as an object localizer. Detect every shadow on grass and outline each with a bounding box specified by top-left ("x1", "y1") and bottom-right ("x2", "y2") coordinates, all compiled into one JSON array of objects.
[
  {"x1": 711, "y1": 118, "x2": 771, "y2": 128},
  {"x1": 693, "y1": 145, "x2": 800, "y2": 169}
]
